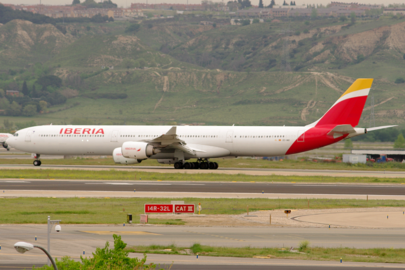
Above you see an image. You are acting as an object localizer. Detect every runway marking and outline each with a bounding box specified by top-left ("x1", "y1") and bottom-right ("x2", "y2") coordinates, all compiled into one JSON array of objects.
[
  {"x1": 105, "y1": 183, "x2": 139, "y2": 185},
  {"x1": 185, "y1": 230, "x2": 245, "y2": 242},
  {"x1": 1, "y1": 181, "x2": 30, "y2": 183},
  {"x1": 81, "y1": 231, "x2": 161, "y2": 235}
]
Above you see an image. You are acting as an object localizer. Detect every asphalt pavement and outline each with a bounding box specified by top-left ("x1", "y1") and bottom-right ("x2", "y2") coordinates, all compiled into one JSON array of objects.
[{"x1": 1, "y1": 179, "x2": 405, "y2": 195}]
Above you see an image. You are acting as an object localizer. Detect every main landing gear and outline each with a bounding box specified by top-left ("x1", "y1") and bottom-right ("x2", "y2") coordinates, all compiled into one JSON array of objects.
[
  {"x1": 33, "y1": 154, "x2": 41, "y2": 166},
  {"x1": 174, "y1": 159, "x2": 218, "y2": 170}
]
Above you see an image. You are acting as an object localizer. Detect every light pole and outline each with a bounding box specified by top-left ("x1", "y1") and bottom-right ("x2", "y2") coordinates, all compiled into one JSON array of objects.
[
  {"x1": 14, "y1": 242, "x2": 58, "y2": 270},
  {"x1": 47, "y1": 216, "x2": 61, "y2": 266}
]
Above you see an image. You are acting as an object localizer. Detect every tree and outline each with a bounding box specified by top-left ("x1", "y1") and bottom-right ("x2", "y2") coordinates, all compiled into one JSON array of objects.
[
  {"x1": 32, "y1": 85, "x2": 38, "y2": 98},
  {"x1": 241, "y1": 0, "x2": 251, "y2": 8},
  {"x1": 253, "y1": 18, "x2": 260, "y2": 23},
  {"x1": 36, "y1": 75, "x2": 62, "y2": 90},
  {"x1": 268, "y1": 0, "x2": 275, "y2": 7},
  {"x1": 122, "y1": 59, "x2": 136, "y2": 69},
  {"x1": 39, "y1": 100, "x2": 47, "y2": 113},
  {"x1": 395, "y1": 78, "x2": 405, "y2": 84},
  {"x1": 339, "y1": 15, "x2": 347, "y2": 22},
  {"x1": 283, "y1": 0, "x2": 288, "y2": 5},
  {"x1": 6, "y1": 101, "x2": 21, "y2": 116},
  {"x1": 350, "y1": 12, "x2": 356, "y2": 24},
  {"x1": 344, "y1": 139, "x2": 353, "y2": 149},
  {"x1": 22, "y1": 81, "x2": 29, "y2": 97},
  {"x1": 258, "y1": 0, "x2": 263, "y2": 8},
  {"x1": 22, "y1": 104, "x2": 37, "y2": 116},
  {"x1": 311, "y1": 8, "x2": 317, "y2": 19},
  {"x1": 394, "y1": 133, "x2": 405, "y2": 149},
  {"x1": 242, "y1": 19, "x2": 250, "y2": 26},
  {"x1": 72, "y1": 0, "x2": 80, "y2": 5},
  {"x1": 124, "y1": 23, "x2": 140, "y2": 33}
]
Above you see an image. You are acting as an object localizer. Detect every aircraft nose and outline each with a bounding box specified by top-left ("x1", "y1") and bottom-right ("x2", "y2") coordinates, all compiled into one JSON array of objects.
[{"x1": 5, "y1": 137, "x2": 15, "y2": 148}]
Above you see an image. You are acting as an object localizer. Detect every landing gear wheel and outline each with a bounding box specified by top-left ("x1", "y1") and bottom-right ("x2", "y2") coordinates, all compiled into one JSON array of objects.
[
  {"x1": 184, "y1": 162, "x2": 191, "y2": 169},
  {"x1": 193, "y1": 162, "x2": 200, "y2": 169},
  {"x1": 214, "y1": 162, "x2": 218, "y2": 169},
  {"x1": 200, "y1": 162, "x2": 208, "y2": 169},
  {"x1": 209, "y1": 162, "x2": 216, "y2": 169},
  {"x1": 33, "y1": 160, "x2": 41, "y2": 166},
  {"x1": 174, "y1": 162, "x2": 183, "y2": 169}
]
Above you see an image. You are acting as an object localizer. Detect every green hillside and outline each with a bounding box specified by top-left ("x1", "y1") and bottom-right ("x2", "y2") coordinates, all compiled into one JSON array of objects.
[{"x1": 1, "y1": 16, "x2": 405, "y2": 137}]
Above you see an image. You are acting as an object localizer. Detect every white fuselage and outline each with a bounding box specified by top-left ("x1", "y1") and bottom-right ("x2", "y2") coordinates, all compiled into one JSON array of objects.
[{"x1": 7, "y1": 125, "x2": 311, "y2": 158}]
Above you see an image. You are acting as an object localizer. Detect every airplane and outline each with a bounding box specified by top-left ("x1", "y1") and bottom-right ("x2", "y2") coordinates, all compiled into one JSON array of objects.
[
  {"x1": 6, "y1": 78, "x2": 395, "y2": 169},
  {"x1": 0, "y1": 133, "x2": 12, "y2": 151}
]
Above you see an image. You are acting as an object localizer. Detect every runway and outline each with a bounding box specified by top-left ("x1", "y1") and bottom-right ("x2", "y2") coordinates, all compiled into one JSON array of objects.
[{"x1": 1, "y1": 179, "x2": 405, "y2": 196}]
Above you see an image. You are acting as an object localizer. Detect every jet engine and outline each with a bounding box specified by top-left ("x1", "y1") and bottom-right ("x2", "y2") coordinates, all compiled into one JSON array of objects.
[
  {"x1": 113, "y1": 148, "x2": 141, "y2": 164},
  {"x1": 2, "y1": 142, "x2": 8, "y2": 149},
  {"x1": 121, "y1": 142, "x2": 160, "y2": 160}
]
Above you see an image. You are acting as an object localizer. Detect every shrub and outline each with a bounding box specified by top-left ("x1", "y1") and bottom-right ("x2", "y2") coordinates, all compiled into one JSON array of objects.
[
  {"x1": 33, "y1": 235, "x2": 158, "y2": 270},
  {"x1": 303, "y1": 29, "x2": 309, "y2": 34},
  {"x1": 125, "y1": 23, "x2": 140, "y2": 33},
  {"x1": 191, "y1": 243, "x2": 203, "y2": 254},
  {"x1": 298, "y1": 240, "x2": 310, "y2": 252},
  {"x1": 242, "y1": 19, "x2": 250, "y2": 26},
  {"x1": 395, "y1": 78, "x2": 405, "y2": 84}
]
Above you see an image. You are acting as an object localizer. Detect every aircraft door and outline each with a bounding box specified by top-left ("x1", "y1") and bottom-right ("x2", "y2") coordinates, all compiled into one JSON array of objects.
[
  {"x1": 25, "y1": 130, "x2": 34, "y2": 142},
  {"x1": 226, "y1": 130, "x2": 233, "y2": 143},
  {"x1": 111, "y1": 130, "x2": 118, "y2": 142},
  {"x1": 297, "y1": 130, "x2": 305, "y2": 142}
]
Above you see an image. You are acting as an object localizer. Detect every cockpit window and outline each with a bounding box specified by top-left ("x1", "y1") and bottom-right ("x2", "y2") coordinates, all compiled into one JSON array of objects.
[{"x1": 14, "y1": 133, "x2": 18, "y2": 137}]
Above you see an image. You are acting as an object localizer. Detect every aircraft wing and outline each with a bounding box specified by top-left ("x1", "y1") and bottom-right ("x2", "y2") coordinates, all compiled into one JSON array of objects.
[{"x1": 148, "y1": 126, "x2": 205, "y2": 156}]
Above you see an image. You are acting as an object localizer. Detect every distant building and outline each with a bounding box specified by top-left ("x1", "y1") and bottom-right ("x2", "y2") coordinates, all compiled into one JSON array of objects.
[
  {"x1": 6, "y1": 90, "x2": 20, "y2": 97},
  {"x1": 200, "y1": 21, "x2": 215, "y2": 25},
  {"x1": 383, "y1": 8, "x2": 405, "y2": 15},
  {"x1": 236, "y1": 8, "x2": 272, "y2": 17}
]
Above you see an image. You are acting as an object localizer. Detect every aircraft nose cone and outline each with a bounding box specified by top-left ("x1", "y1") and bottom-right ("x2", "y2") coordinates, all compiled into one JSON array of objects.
[{"x1": 5, "y1": 137, "x2": 14, "y2": 148}]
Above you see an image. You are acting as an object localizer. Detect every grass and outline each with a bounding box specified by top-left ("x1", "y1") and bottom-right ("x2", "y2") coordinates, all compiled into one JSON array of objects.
[
  {"x1": 4, "y1": 156, "x2": 405, "y2": 171},
  {"x1": 127, "y1": 243, "x2": 405, "y2": 264},
  {"x1": 1, "y1": 197, "x2": 405, "y2": 224},
  {"x1": 1, "y1": 168, "x2": 405, "y2": 183}
]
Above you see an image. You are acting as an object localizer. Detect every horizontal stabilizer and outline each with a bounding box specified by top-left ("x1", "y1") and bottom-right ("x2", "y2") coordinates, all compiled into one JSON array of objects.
[
  {"x1": 367, "y1": 125, "x2": 397, "y2": 132},
  {"x1": 327, "y1": 124, "x2": 355, "y2": 137}
]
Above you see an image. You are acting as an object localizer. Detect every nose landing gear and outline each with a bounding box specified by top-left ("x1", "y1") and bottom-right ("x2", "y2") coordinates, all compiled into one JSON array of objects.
[
  {"x1": 33, "y1": 154, "x2": 41, "y2": 166},
  {"x1": 33, "y1": 160, "x2": 42, "y2": 166}
]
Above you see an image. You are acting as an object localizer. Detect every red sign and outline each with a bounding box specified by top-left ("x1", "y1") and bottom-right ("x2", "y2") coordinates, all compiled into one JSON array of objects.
[
  {"x1": 174, "y1": 204, "x2": 195, "y2": 213},
  {"x1": 144, "y1": 204, "x2": 173, "y2": 213}
]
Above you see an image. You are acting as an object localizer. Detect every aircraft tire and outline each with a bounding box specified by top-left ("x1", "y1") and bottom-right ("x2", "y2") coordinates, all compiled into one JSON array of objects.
[
  {"x1": 33, "y1": 160, "x2": 41, "y2": 166},
  {"x1": 174, "y1": 162, "x2": 183, "y2": 169},
  {"x1": 214, "y1": 162, "x2": 218, "y2": 169},
  {"x1": 193, "y1": 162, "x2": 200, "y2": 169},
  {"x1": 209, "y1": 162, "x2": 216, "y2": 169},
  {"x1": 184, "y1": 162, "x2": 191, "y2": 169}
]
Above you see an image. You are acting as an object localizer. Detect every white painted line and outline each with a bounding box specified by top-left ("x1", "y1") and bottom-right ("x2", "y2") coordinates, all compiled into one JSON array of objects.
[{"x1": 2, "y1": 181, "x2": 30, "y2": 183}]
